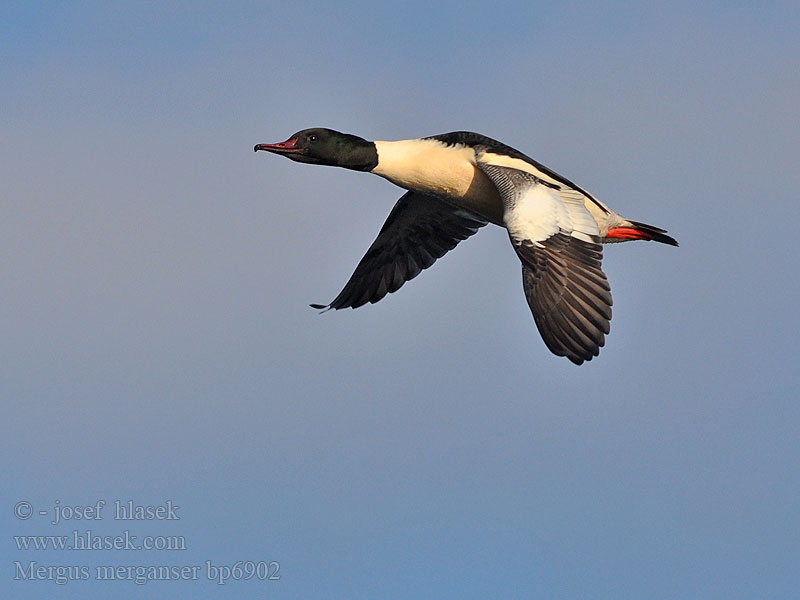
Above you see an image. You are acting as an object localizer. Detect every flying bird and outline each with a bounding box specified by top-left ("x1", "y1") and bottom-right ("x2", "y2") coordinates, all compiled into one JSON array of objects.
[{"x1": 255, "y1": 129, "x2": 677, "y2": 365}]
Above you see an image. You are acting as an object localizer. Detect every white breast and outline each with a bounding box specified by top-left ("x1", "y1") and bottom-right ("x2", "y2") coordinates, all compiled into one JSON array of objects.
[{"x1": 372, "y1": 139, "x2": 504, "y2": 224}]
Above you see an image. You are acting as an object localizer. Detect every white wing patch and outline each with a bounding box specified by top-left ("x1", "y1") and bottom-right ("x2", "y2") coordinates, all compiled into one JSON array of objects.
[
  {"x1": 503, "y1": 183, "x2": 564, "y2": 244},
  {"x1": 475, "y1": 149, "x2": 600, "y2": 246},
  {"x1": 475, "y1": 147, "x2": 605, "y2": 216}
]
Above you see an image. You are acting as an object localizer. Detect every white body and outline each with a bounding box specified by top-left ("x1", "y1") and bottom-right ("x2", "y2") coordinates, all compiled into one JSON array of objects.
[{"x1": 372, "y1": 138, "x2": 628, "y2": 236}]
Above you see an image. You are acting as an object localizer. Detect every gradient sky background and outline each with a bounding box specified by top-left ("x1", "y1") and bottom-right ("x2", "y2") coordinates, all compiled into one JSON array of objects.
[{"x1": 2, "y1": 2, "x2": 799, "y2": 598}]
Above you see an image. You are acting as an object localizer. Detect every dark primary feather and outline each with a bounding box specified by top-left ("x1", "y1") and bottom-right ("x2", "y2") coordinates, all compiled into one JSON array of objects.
[
  {"x1": 514, "y1": 235, "x2": 612, "y2": 365},
  {"x1": 311, "y1": 191, "x2": 487, "y2": 310}
]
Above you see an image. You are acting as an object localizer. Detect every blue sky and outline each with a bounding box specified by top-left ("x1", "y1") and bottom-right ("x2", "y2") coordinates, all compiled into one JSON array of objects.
[{"x1": 2, "y1": 2, "x2": 799, "y2": 598}]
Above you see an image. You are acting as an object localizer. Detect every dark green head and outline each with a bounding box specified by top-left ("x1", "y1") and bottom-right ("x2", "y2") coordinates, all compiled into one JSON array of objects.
[{"x1": 254, "y1": 128, "x2": 378, "y2": 171}]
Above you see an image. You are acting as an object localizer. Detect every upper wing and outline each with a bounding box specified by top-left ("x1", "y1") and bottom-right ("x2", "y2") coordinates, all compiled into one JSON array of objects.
[
  {"x1": 311, "y1": 191, "x2": 487, "y2": 310},
  {"x1": 427, "y1": 131, "x2": 610, "y2": 218},
  {"x1": 476, "y1": 155, "x2": 613, "y2": 365}
]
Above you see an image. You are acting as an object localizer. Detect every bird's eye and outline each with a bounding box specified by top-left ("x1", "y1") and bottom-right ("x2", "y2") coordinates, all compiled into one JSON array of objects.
[{"x1": 308, "y1": 135, "x2": 318, "y2": 142}]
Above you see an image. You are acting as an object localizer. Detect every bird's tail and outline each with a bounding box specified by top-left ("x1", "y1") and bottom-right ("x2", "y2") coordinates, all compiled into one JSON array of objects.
[{"x1": 605, "y1": 220, "x2": 678, "y2": 246}]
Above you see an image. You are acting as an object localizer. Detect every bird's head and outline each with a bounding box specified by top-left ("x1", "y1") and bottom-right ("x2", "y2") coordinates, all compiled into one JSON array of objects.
[{"x1": 254, "y1": 128, "x2": 377, "y2": 171}]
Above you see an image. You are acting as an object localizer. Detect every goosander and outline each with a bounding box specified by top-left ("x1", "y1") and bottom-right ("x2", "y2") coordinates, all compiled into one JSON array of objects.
[{"x1": 255, "y1": 128, "x2": 677, "y2": 364}]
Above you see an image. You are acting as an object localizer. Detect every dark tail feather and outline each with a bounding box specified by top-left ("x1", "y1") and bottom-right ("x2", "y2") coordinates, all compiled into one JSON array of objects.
[{"x1": 607, "y1": 220, "x2": 679, "y2": 246}]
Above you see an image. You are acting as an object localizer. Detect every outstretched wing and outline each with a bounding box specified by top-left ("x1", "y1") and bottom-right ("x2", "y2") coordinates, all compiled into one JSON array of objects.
[
  {"x1": 312, "y1": 191, "x2": 487, "y2": 310},
  {"x1": 476, "y1": 155, "x2": 613, "y2": 365}
]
